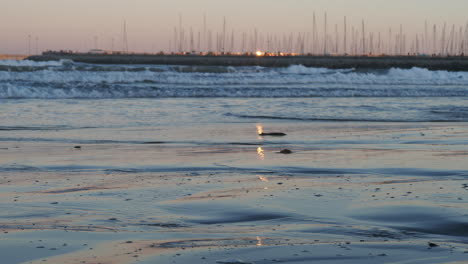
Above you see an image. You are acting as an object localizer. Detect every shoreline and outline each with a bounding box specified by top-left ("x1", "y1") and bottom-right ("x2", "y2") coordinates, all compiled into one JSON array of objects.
[{"x1": 27, "y1": 53, "x2": 468, "y2": 71}]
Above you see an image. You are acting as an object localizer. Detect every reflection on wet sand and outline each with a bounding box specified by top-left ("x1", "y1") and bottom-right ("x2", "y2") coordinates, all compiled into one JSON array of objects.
[
  {"x1": 256, "y1": 124, "x2": 264, "y2": 140},
  {"x1": 257, "y1": 175, "x2": 269, "y2": 182},
  {"x1": 257, "y1": 146, "x2": 265, "y2": 160},
  {"x1": 256, "y1": 124, "x2": 263, "y2": 136},
  {"x1": 256, "y1": 236, "x2": 263, "y2": 246},
  {"x1": 1, "y1": 122, "x2": 467, "y2": 264}
]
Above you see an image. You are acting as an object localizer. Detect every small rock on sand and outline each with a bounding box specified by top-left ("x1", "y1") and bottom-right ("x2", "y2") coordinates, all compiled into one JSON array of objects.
[{"x1": 428, "y1": 242, "x2": 439, "y2": 248}]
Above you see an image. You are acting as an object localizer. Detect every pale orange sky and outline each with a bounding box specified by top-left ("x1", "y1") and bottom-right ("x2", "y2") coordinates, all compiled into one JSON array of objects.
[{"x1": 1, "y1": 0, "x2": 467, "y2": 54}]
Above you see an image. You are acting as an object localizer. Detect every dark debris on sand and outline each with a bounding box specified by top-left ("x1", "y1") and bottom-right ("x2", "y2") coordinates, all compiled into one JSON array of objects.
[
  {"x1": 259, "y1": 132, "x2": 287, "y2": 137},
  {"x1": 279, "y1": 149, "x2": 293, "y2": 154}
]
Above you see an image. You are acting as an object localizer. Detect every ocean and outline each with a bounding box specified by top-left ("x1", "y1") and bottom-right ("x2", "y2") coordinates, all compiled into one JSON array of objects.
[{"x1": 1, "y1": 59, "x2": 467, "y2": 264}]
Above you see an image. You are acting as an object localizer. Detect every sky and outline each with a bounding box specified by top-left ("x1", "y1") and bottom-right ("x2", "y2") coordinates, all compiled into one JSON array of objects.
[{"x1": 1, "y1": 0, "x2": 467, "y2": 54}]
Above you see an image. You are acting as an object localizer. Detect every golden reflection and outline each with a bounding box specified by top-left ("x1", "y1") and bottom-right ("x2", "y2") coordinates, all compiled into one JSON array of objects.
[
  {"x1": 257, "y1": 124, "x2": 264, "y2": 140},
  {"x1": 257, "y1": 147, "x2": 265, "y2": 160},
  {"x1": 256, "y1": 124, "x2": 263, "y2": 135},
  {"x1": 258, "y1": 175, "x2": 269, "y2": 182},
  {"x1": 256, "y1": 236, "x2": 263, "y2": 246}
]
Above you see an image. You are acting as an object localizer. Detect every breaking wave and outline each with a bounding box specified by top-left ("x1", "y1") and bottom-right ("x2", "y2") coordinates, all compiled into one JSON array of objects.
[
  {"x1": 1, "y1": 62, "x2": 468, "y2": 98},
  {"x1": 0, "y1": 59, "x2": 68, "y2": 67}
]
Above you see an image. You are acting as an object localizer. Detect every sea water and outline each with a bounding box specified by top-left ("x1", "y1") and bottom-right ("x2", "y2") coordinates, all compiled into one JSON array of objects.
[
  {"x1": 1, "y1": 59, "x2": 468, "y2": 121},
  {"x1": 1, "y1": 59, "x2": 467, "y2": 169}
]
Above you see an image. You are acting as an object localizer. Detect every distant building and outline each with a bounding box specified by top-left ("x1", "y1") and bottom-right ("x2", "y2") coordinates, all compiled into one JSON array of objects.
[{"x1": 88, "y1": 49, "x2": 106, "y2": 54}]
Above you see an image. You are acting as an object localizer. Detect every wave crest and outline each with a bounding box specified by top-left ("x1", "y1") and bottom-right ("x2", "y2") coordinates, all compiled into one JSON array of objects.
[{"x1": 1, "y1": 64, "x2": 468, "y2": 98}]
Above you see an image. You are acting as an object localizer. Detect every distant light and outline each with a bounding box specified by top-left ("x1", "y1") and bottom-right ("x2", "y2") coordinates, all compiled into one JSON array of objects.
[{"x1": 255, "y1": 51, "x2": 264, "y2": 57}]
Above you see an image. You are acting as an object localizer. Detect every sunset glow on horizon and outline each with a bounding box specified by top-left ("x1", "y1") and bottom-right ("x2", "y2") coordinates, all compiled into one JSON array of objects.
[{"x1": 1, "y1": 0, "x2": 467, "y2": 55}]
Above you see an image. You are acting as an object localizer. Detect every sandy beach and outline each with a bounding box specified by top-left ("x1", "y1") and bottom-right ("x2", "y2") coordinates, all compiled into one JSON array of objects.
[
  {"x1": 0, "y1": 55, "x2": 28, "y2": 61},
  {"x1": 1, "y1": 97, "x2": 468, "y2": 264}
]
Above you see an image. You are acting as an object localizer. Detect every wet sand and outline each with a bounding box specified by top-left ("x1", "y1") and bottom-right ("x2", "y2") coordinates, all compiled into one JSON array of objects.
[
  {"x1": 1, "y1": 121, "x2": 468, "y2": 264},
  {"x1": 27, "y1": 53, "x2": 468, "y2": 71}
]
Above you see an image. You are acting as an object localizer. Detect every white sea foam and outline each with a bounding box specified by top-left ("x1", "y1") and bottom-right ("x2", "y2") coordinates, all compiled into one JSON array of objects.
[
  {"x1": 1, "y1": 65, "x2": 468, "y2": 98},
  {"x1": 2, "y1": 84, "x2": 467, "y2": 99},
  {"x1": 278, "y1": 65, "x2": 354, "y2": 75},
  {"x1": 1, "y1": 65, "x2": 467, "y2": 85},
  {"x1": 0, "y1": 59, "x2": 68, "y2": 67}
]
